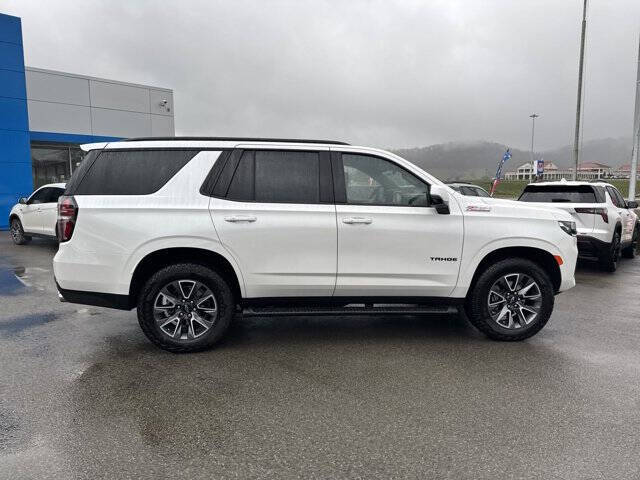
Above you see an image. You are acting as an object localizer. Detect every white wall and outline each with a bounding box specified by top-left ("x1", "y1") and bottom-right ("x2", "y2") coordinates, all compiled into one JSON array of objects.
[{"x1": 25, "y1": 67, "x2": 174, "y2": 138}]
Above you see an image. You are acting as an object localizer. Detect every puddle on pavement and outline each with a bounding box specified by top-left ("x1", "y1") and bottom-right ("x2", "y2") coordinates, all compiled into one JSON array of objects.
[
  {"x1": 0, "y1": 266, "x2": 28, "y2": 295},
  {"x1": 0, "y1": 312, "x2": 58, "y2": 336}
]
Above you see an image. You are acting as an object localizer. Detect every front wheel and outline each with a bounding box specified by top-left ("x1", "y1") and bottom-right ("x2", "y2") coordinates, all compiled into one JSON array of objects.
[
  {"x1": 465, "y1": 258, "x2": 555, "y2": 341},
  {"x1": 10, "y1": 218, "x2": 31, "y2": 245},
  {"x1": 621, "y1": 225, "x2": 638, "y2": 259},
  {"x1": 137, "y1": 263, "x2": 235, "y2": 353}
]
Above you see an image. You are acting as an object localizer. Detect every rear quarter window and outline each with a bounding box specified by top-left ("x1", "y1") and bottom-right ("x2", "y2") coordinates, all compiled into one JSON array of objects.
[
  {"x1": 518, "y1": 185, "x2": 599, "y2": 203},
  {"x1": 73, "y1": 150, "x2": 198, "y2": 195}
]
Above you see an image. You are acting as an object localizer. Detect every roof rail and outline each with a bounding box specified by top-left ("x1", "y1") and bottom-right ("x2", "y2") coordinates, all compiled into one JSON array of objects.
[{"x1": 121, "y1": 136, "x2": 350, "y2": 145}]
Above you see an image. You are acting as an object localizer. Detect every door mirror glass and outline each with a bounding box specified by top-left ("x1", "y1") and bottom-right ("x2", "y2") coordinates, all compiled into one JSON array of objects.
[
  {"x1": 18, "y1": 197, "x2": 27, "y2": 204},
  {"x1": 627, "y1": 200, "x2": 638, "y2": 209}
]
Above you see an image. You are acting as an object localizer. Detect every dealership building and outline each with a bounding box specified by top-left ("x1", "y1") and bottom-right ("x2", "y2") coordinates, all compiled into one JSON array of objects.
[{"x1": 0, "y1": 12, "x2": 175, "y2": 228}]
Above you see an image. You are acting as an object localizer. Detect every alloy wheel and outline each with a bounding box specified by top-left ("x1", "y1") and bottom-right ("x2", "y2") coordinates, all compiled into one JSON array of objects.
[
  {"x1": 153, "y1": 279, "x2": 218, "y2": 341},
  {"x1": 10, "y1": 221, "x2": 22, "y2": 243},
  {"x1": 487, "y1": 273, "x2": 542, "y2": 329}
]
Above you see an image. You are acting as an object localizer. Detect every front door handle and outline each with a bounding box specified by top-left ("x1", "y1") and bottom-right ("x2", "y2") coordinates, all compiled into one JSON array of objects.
[
  {"x1": 224, "y1": 215, "x2": 257, "y2": 223},
  {"x1": 342, "y1": 217, "x2": 372, "y2": 225}
]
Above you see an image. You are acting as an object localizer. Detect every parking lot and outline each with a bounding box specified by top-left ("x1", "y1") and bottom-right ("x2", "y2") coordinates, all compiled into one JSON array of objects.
[{"x1": 0, "y1": 232, "x2": 638, "y2": 479}]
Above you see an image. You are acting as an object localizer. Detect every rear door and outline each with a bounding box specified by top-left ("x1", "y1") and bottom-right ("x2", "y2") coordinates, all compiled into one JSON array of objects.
[
  {"x1": 607, "y1": 186, "x2": 634, "y2": 242},
  {"x1": 210, "y1": 147, "x2": 337, "y2": 298},
  {"x1": 332, "y1": 151, "x2": 463, "y2": 297},
  {"x1": 40, "y1": 187, "x2": 65, "y2": 236},
  {"x1": 22, "y1": 187, "x2": 51, "y2": 234}
]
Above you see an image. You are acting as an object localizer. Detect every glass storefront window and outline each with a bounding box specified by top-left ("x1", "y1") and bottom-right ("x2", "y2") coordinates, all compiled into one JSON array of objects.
[{"x1": 31, "y1": 143, "x2": 85, "y2": 189}]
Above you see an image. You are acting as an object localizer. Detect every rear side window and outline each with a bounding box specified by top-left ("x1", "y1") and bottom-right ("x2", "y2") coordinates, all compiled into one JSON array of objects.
[
  {"x1": 606, "y1": 186, "x2": 625, "y2": 207},
  {"x1": 64, "y1": 150, "x2": 101, "y2": 194},
  {"x1": 519, "y1": 185, "x2": 599, "y2": 203},
  {"x1": 74, "y1": 150, "x2": 198, "y2": 195},
  {"x1": 225, "y1": 150, "x2": 322, "y2": 204}
]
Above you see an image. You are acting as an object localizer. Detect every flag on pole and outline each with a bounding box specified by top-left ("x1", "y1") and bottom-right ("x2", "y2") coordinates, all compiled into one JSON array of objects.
[{"x1": 490, "y1": 149, "x2": 512, "y2": 196}]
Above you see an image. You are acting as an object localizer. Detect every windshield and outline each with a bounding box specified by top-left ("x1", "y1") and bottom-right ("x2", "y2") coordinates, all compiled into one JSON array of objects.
[{"x1": 518, "y1": 185, "x2": 599, "y2": 203}]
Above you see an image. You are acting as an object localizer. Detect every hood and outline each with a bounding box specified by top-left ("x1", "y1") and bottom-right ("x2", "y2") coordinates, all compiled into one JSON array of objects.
[{"x1": 457, "y1": 194, "x2": 574, "y2": 222}]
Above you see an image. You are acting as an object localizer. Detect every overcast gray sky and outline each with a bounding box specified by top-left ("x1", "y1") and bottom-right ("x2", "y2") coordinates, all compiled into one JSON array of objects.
[{"x1": 3, "y1": 0, "x2": 640, "y2": 150}]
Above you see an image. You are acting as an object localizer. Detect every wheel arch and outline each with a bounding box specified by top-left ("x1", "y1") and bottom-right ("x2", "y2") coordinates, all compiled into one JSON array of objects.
[
  {"x1": 129, "y1": 247, "x2": 244, "y2": 306},
  {"x1": 467, "y1": 246, "x2": 561, "y2": 294}
]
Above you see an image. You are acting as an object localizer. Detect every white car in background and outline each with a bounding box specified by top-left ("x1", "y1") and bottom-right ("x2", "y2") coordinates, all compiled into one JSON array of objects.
[
  {"x1": 8, "y1": 183, "x2": 66, "y2": 245},
  {"x1": 518, "y1": 180, "x2": 639, "y2": 272}
]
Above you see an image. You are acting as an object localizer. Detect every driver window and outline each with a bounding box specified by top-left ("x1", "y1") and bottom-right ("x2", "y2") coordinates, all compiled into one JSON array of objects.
[
  {"x1": 342, "y1": 154, "x2": 428, "y2": 206},
  {"x1": 28, "y1": 188, "x2": 50, "y2": 204}
]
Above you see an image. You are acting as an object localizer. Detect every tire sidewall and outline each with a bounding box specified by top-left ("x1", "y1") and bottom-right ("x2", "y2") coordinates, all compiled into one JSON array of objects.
[
  {"x1": 10, "y1": 218, "x2": 26, "y2": 245},
  {"x1": 469, "y1": 259, "x2": 555, "y2": 339},
  {"x1": 138, "y1": 263, "x2": 234, "y2": 352}
]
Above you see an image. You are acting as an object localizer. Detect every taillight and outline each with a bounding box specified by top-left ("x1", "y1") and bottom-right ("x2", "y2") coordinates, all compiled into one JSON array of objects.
[
  {"x1": 57, "y1": 195, "x2": 78, "y2": 242},
  {"x1": 575, "y1": 207, "x2": 608, "y2": 223}
]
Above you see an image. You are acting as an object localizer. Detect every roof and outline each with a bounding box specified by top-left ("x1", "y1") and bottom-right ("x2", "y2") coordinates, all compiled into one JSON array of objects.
[
  {"x1": 121, "y1": 136, "x2": 349, "y2": 145},
  {"x1": 446, "y1": 183, "x2": 484, "y2": 188},
  {"x1": 37, "y1": 182, "x2": 66, "y2": 189},
  {"x1": 527, "y1": 179, "x2": 613, "y2": 187},
  {"x1": 578, "y1": 162, "x2": 611, "y2": 170}
]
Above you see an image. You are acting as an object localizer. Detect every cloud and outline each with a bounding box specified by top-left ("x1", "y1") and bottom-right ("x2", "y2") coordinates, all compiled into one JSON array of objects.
[{"x1": 4, "y1": 0, "x2": 640, "y2": 150}]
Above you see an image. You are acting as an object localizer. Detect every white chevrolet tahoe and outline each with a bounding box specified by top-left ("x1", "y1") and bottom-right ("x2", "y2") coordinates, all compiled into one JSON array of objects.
[{"x1": 53, "y1": 138, "x2": 578, "y2": 352}]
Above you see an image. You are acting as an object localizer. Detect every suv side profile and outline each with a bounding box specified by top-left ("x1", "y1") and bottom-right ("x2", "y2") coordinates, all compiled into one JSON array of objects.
[
  {"x1": 54, "y1": 138, "x2": 578, "y2": 352},
  {"x1": 519, "y1": 180, "x2": 639, "y2": 272},
  {"x1": 9, "y1": 183, "x2": 66, "y2": 245}
]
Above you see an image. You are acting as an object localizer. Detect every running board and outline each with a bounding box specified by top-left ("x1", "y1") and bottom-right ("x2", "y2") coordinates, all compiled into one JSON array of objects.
[{"x1": 242, "y1": 304, "x2": 458, "y2": 317}]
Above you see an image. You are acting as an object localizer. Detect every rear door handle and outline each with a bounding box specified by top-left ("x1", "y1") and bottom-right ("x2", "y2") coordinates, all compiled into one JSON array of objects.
[
  {"x1": 342, "y1": 217, "x2": 372, "y2": 225},
  {"x1": 224, "y1": 215, "x2": 257, "y2": 223}
]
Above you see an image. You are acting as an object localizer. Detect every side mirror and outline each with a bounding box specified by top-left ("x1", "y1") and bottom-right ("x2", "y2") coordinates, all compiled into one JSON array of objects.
[
  {"x1": 18, "y1": 197, "x2": 27, "y2": 205},
  {"x1": 428, "y1": 185, "x2": 450, "y2": 215},
  {"x1": 627, "y1": 200, "x2": 638, "y2": 209}
]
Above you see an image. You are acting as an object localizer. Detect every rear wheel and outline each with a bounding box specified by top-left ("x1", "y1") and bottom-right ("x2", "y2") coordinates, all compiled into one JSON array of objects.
[
  {"x1": 599, "y1": 231, "x2": 621, "y2": 272},
  {"x1": 10, "y1": 218, "x2": 31, "y2": 245},
  {"x1": 465, "y1": 258, "x2": 555, "y2": 341},
  {"x1": 622, "y1": 225, "x2": 638, "y2": 259},
  {"x1": 137, "y1": 263, "x2": 235, "y2": 353}
]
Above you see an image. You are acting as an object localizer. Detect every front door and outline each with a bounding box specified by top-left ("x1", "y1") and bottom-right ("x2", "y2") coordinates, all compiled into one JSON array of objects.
[
  {"x1": 22, "y1": 187, "x2": 51, "y2": 234},
  {"x1": 210, "y1": 148, "x2": 337, "y2": 298},
  {"x1": 332, "y1": 152, "x2": 464, "y2": 298}
]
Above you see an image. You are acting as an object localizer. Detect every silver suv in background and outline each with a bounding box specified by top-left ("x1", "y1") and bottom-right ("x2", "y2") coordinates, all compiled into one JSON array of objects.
[{"x1": 518, "y1": 180, "x2": 638, "y2": 271}]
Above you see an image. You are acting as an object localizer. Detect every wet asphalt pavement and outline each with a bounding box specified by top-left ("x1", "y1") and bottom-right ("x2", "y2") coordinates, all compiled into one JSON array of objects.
[{"x1": 0, "y1": 232, "x2": 639, "y2": 479}]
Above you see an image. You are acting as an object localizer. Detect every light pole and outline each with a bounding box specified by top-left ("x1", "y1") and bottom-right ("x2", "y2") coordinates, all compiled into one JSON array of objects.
[
  {"x1": 629, "y1": 33, "x2": 640, "y2": 200},
  {"x1": 529, "y1": 113, "x2": 539, "y2": 181},
  {"x1": 573, "y1": 0, "x2": 588, "y2": 180}
]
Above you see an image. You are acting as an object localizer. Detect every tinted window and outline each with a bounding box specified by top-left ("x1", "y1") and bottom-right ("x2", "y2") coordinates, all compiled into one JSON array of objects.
[
  {"x1": 44, "y1": 188, "x2": 65, "y2": 203},
  {"x1": 227, "y1": 151, "x2": 255, "y2": 201},
  {"x1": 342, "y1": 154, "x2": 428, "y2": 206},
  {"x1": 519, "y1": 185, "x2": 598, "y2": 203},
  {"x1": 29, "y1": 187, "x2": 50, "y2": 204},
  {"x1": 65, "y1": 150, "x2": 100, "y2": 194},
  {"x1": 593, "y1": 186, "x2": 606, "y2": 203},
  {"x1": 473, "y1": 187, "x2": 490, "y2": 197},
  {"x1": 606, "y1": 186, "x2": 625, "y2": 207},
  {"x1": 75, "y1": 150, "x2": 197, "y2": 195},
  {"x1": 460, "y1": 186, "x2": 478, "y2": 196}
]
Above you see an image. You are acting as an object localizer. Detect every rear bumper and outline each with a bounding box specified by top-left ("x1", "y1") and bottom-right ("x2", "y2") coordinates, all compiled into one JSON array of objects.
[
  {"x1": 576, "y1": 235, "x2": 610, "y2": 259},
  {"x1": 56, "y1": 280, "x2": 132, "y2": 310}
]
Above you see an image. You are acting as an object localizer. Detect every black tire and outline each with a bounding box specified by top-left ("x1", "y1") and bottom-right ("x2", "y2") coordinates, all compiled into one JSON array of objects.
[
  {"x1": 599, "y1": 231, "x2": 621, "y2": 272},
  {"x1": 465, "y1": 258, "x2": 555, "y2": 341},
  {"x1": 10, "y1": 218, "x2": 31, "y2": 245},
  {"x1": 621, "y1": 225, "x2": 638, "y2": 259},
  {"x1": 137, "y1": 263, "x2": 235, "y2": 353}
]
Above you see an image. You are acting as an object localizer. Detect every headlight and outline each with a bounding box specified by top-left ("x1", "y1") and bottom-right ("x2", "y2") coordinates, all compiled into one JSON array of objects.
[{"x1": 558, "y1": 220, "x2": 577, "y2": 236}]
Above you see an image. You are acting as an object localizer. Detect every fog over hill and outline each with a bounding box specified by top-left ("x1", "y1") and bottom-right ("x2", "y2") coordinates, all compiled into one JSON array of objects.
[{"x1": 394, "y1": 138, "x2": 633, "y2": 182}]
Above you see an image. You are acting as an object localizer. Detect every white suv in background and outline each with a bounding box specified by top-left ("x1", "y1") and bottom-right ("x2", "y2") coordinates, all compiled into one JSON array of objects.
[
  {"x1": 53, "y1": 138, "x2": 578, "y2": 352},
  {"x1": 519, "y1": 180, "x2": 639, "y2": 271},
  {"x1": 9, "y1": 183, "x2": 66, "y2": 245}
]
